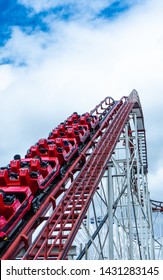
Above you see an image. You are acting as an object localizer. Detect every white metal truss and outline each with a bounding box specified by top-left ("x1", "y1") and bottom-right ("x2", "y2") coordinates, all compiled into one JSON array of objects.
[
  {"x1": 68, "y1": 112, "x2": 156, "y2": 260},
  {"x1": 151, "y1": 207, "x2": 163, "y2": 259}
]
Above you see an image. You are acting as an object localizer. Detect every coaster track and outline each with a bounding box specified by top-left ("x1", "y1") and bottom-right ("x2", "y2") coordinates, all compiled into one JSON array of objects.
[{"x1": 0, "y1": 90, "x2": 163, "y2": 260}]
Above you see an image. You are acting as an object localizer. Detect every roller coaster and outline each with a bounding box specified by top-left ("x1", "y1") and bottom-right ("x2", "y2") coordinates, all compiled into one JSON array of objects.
[{"x1": 0, "y1": 89, "x2": 163, "y2": 260}]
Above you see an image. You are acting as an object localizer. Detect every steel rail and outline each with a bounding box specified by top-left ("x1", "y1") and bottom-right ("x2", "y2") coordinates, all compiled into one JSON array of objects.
[{"x1": 22, "y1": 92, "x2": 139, "y2": 260}]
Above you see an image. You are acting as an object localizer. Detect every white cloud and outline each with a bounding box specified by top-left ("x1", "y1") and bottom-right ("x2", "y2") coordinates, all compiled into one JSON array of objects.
[
  {"x1": 149, "y1": 166, "x2": 163, "y2": 200},
  {"x1": 18, "y1": 0, "x2": 56, "y2": 12},
  {"x1": 0, "y1": 0, "x2": 163, "y2": 200},
  {"x1": 18, "y1": 0, "x2": 115, "y2": 14},
  {"x1": 0, "y1": 27, "x2": 51, "y2": 66},
  {"x1": 0, "y1": 65, "x2": 19, "y2": 91}
]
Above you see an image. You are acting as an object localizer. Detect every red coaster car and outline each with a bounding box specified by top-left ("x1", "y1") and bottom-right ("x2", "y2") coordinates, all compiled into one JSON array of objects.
[
  {"x1": 0, "y1": 157, "x2": 60, "y2": 193},
  {"x1": 49, "y1": 125, "x2": 90, "y2": 145},
  {"x1": 0, "y1": 187, "x2": 33, "y2": 239},
  {"x1": 26, "y1": 138, "x2": 78, "y2": 164},
  {"x1": 79, "y1": 113, "x2": 99, "y2": 130}
]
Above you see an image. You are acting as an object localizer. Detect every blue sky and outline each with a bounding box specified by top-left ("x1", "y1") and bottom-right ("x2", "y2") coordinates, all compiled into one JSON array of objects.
[
  {"x1": 0, "y1": 0, "x2": 140, "y2": 47},
  {"x1": 0, "y1": 0, "x2": 143, "y2": 67},
  {"x1": 0, "y1": 0, "x2": 163, "y2": 200}
]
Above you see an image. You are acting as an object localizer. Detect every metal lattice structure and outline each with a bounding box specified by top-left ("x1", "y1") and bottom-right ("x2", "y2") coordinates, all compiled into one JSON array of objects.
[{"x1": 0, "y1": 90, "x2": 163, "y2": 260}]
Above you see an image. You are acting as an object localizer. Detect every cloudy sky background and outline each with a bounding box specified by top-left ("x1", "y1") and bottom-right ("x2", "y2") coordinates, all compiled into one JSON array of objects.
[{"x1": 0, "y1": 0, "x2": 163, "y2": 200}]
